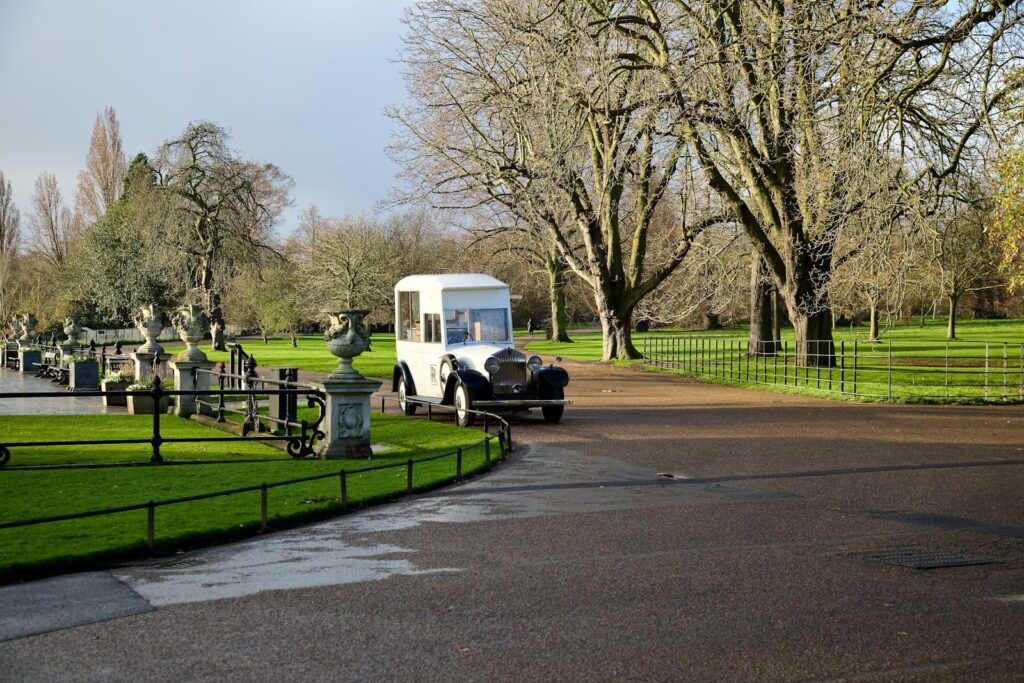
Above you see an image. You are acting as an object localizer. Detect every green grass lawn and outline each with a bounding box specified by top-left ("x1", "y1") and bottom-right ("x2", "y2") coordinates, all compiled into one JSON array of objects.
[
  {"x1": 526, "y1": 317, "x2": 1024, "y2": 403},
  {"x1": 0, "y1": 411, "x2": 495, "y2": 581},
  {"x1": 161, "y1": 333, "x2": 398, "y2": 378}
]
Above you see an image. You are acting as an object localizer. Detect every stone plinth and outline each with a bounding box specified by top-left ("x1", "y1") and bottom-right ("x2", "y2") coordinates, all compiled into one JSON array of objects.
[
  {"x1": 132, "y1": 351, "x2": 167, "y2": 381},
  {"x1": 168, "y1": 360, "x2": 216, "y2": 417},
  {"x1": 312, "y1": 377, "x2": 382, "y2": 459}
]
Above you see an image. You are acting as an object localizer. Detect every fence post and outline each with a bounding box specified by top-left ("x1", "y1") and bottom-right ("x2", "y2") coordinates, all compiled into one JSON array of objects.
[
  {"x1": 485, "y1": 437, "x2": 491, "y2": 465},
  {"x1": 887, "y1": 340, "x2": 893, "y2": 401},
  {"x1": 150, "y1": 376, "x2": 163, "y2": 464},
  {"x1": 381, "y1": 396, "x2": 386, "y2": 413},
  {"x1": 406, "y1": 458, "x2": 414, "y2": 494},
  {"x1": 1003, "y1": 342, "x2": 1008, "y2": 401},
  {"x1": 783, "y1": 340, "x2": 788, "y2": 386},
  {"x1": 147, "y1": 500, "x2": 155, "y2": 552},
  {"x1": 984, "y1": 341, "x2": 990, "y2": 400},
  {"x1": 217, "y1": 363, "x2": 226, "y2": 423},
  {"x1": 456, "y1": 447, "x2": 463, "y2": 481},
  {"x1": 945, "y1": 341, "x2": 950, "y2": 400},
  {"x1": 852, "y1": 340, "x2": 858, "y2": 396},
  {"x1": 340, "y1": 470, "x2": 348, "y2": 511},
  {"x1": 840, "y1": 340, "x2": 845, "y2": 394},
  {"x1": 773, "y1": 343, "x2": 778, "y2": 385},
  {"x1": 427, "y1": 403, "x2": 432, "y2": 421},
  {"x1": 260, "y1": 483, "x2": 268, "y2": 531}
]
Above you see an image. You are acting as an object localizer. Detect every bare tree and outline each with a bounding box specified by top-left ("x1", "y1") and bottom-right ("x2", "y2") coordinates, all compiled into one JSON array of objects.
[
  {"x1": 76, "y1": 107, "x2": 128, "y2": 223},
  {"x1": 154, "y1": 121, "x2": 292, "y2": 350},
  {"x1": 0, "y1": 171, "x2": 19, "y2": 255},
  {"x1": 589, "y1": 0, "x2": 1024, "y2": 365},
  {"x1": 391, "y1": 1, "x2": 729, "y2": 359},
  {"x1": 29, "y1": 172, "x2": 77, "y2": 269}
]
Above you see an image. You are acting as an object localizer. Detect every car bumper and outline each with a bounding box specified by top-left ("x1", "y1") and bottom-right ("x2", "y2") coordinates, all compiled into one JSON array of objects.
[{"x1": 472, "y1": 399, "x2": 571, "y2": 408}]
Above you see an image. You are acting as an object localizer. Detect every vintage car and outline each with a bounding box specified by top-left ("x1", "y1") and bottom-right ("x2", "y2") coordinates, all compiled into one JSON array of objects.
[{"x1": 392, "y1": 273, "x2": 570, "y2": 426}]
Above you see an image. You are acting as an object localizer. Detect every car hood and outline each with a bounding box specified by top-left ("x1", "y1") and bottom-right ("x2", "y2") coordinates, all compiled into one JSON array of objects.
[{"x1": 453, "y1": 343, "x2": 521, "y2": 371}]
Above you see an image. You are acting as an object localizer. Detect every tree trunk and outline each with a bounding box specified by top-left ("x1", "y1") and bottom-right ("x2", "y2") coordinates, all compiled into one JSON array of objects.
[
  {"x1": 868, "y1": 300, "x2": 880, "y2": 342},
  {"x1": 597, "y1": 296, "x2": 639, "y2": 360},
  {"x1": 290, "y1": 330, "x2": 297, "y2": 348},
  {"x1": 546, "y1": 256, "x2": 572, "y2": 343},
  {"x1": 261, "y1": 328, "x2": 268, "y2": 344},
  {"x1": 749, "y1": 254, "x2": 775, "y2": 355},
  {"x1": 772, "y1": 293, "x2": 782, "y2": 344},
  {"x1": 947, "y1": 294, "x2": 958, "y2": 340},
  {"x1": 790, "y1": 306, "x2": 835, "y2": 367}
]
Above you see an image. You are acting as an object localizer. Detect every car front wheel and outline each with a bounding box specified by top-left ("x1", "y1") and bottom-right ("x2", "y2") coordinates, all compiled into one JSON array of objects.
[
  {"x1": 454, "y1": 383, "x2": 475, "y2": 427},
  {"x1": 398, "y1": 377, "x2": 417, "y2": 416},
  {"x1": 541, "y1": 387, "x2": 564, "y2": 423}
]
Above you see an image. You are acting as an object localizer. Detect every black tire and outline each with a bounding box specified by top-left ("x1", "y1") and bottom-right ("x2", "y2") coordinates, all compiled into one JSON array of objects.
[
  {"x1": 398, "y1": 377, "x2": 417, "y2": 416},
  {"x1": 454, "y1": 382, "x2": 475, "y2": 427},
  {"x1": 542, "y1": 387, "x2": 564, "y2": 423}
]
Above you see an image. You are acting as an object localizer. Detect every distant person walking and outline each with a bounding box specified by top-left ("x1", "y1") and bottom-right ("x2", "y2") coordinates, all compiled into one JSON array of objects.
[{"x1": 527, "y1": 318, "x2": 535, "y2": 338}]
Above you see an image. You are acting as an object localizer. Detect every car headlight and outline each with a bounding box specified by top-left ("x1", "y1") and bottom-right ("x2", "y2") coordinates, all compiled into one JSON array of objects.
[
  {"x1": 527, "y1": 355, "x2": 543, "y2": 372},
  {"x1": 484, "y1": 356, "x2": 500, "y2": 374}
]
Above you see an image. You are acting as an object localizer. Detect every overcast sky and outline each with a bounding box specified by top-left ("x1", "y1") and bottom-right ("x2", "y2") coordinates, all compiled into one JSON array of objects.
[{"x1": 0, "y1": 0, "x2": 414, "y2": 232}]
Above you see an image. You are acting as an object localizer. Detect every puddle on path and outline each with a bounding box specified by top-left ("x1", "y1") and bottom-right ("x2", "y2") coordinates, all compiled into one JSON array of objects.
[{"x1": 116, "y1": 444, "x2": 768, "y2": 606}]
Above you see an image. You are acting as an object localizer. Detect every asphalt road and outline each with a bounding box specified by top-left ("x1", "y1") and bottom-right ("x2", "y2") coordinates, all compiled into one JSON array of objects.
[{"x1": 2, "y1": 360, "x2": 1023, "y2": 681}]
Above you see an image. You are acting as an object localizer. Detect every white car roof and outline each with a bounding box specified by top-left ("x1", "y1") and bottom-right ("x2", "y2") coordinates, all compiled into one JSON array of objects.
[{"x1": 395, "y1": 273, "x2": 509, "y2": 292}]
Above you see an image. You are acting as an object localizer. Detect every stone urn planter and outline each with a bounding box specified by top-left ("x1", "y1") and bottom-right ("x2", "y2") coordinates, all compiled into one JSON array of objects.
[
  {"x1": 172, "y1": 304, "x2": 209, "y2": 362},
  {"x1": 134, "y1": 304, "x2": 166, "y2": 355},
  {"x1": 323, "y1": 309, "x2": 371, "y2": 380},
  {"x1": 62, "y1": 316, "x2": 81, "y2": 353},
  {"x1": 18, "y1": 313, "x2": 37, "y2": 341},
  {"x1": 9, "y1": 317, "x2": 22, "y2": 341},
  {"x1": 69, "y1": 358, "x2": 100, "y2": 392}
]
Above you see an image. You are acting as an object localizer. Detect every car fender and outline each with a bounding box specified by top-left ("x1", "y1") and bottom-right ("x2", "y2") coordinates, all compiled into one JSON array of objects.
[
  {"x1": 442, "y1": 369, "x2": 492, "y2": 404},
  {"x1": 392, "y1": 361, "x2": 416, "y2": 395},
  {"x1": 536, "y1": 366, "x2": 570, "y2": 396}
]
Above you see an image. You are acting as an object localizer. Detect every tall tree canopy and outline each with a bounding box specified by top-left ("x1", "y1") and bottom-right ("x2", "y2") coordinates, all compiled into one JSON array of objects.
[{"x1": 154, "y1": 122, "x2": 292, "y2": 349}]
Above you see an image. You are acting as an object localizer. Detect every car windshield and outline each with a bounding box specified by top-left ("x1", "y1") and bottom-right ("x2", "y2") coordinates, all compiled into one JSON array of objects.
[{"x1": 445, "y1": 308, "x2": 510, "y2": 344}]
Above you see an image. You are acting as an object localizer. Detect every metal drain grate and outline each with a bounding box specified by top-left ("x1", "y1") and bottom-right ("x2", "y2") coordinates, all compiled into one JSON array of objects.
[
  {"x1": 154, "y1": 558, "x2": 205, "y2": 569},
  {"x1": 856, "y1": 548, "x2": 1002, "y2": 570}
]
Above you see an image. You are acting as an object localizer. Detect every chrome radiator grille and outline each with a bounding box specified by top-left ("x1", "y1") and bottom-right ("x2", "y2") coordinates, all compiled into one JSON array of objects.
[{"x1": 491, "y1": 348, "x2": 527, "y2": 394}]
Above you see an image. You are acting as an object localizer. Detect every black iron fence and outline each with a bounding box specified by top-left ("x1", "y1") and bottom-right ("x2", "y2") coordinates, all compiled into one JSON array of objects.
[
  {"x1": 642, "y1": 336, "x2": 1024, "y2": 402},
  {"x1": 0, "y1": 385, "x2": 511, "y2": 555},
  {"x1": 0, "y1": 376, "x2": 327, "y2": 467}
]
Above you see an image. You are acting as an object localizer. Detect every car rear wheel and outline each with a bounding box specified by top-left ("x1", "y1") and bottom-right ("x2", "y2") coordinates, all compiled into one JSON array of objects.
[
  {"x1": 398, "y1": 377, "x2": 416, "y2": 416},
  {"x1": 454, "y1": 383, "x2": 475, "y2": 427}
]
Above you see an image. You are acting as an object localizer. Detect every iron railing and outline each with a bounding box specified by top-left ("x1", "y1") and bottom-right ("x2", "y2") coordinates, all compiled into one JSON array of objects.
[
  {"x1": 0, "y1": 386, "x2": 511, "y2": 555},
  {"x1": 642, "y1": 336, "x2": 1024, "y2": 402}
]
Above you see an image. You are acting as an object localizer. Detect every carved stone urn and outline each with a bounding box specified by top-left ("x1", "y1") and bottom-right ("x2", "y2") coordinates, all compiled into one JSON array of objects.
[
  {"x1": 18, "y1": 313, "x2": 37, "y2": 342},
  {"x1": 172, "y1": 304, "x2": 209, "y2": 362},
  {"x1": 63, "y1": 316, "x2": 81, "y2": 348},
  {"x1": 323, "y1": 309, "x2": 371, "y2": 381},
  {"x1": 134, "y1": 305, "x2": 166, "y2": 354},
  {"x1": 9, "y1": 316, "x2": 22, "y2": 341}
]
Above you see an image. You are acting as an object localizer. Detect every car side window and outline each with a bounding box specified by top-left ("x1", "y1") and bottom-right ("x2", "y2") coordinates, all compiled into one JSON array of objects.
[
  {"x1": 423, "y1": 313, "x2": 442, "y2": 343},
  {"x1": 398, "y1": 291, "x2": 421, "y2": 342}
]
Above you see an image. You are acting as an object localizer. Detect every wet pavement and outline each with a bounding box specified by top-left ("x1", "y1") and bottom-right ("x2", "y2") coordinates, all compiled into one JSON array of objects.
[
  {"x1": 1, "y1": 360, "x2": 1023, "y2": 681},
  {"x1": 0, "y1": 367, "x2": 111, "y2": 415}
]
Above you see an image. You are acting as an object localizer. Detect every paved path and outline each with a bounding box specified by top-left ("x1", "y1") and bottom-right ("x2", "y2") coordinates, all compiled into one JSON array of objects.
[
  {"x1": 1, "y1": 361, "x2": 1023, "y2": 681},
  {"x1": 0, "y1": 368, "x2": 111, "y2": 415}
]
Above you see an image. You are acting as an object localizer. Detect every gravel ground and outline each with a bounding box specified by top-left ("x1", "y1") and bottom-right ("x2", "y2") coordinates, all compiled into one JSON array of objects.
[{"x1": 1, "y1": 359, "x2": 1023, "y2": 681}]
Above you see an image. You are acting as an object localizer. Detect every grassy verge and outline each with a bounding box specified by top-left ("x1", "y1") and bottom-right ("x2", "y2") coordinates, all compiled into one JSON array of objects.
[
  {"x1": 526, "y1": 318, "x2": 1024, "y2": 403},
  {"x1": 0, "y1": 411, "x2": 494, "y2": 582}
]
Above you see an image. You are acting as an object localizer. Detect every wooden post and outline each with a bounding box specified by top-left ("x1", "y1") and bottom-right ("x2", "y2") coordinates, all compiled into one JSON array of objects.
[
  {"x1": 340, "y1": 470, "x2": 348, "y2": 511},
  {"x1": 407, "y1": 458, "x2": 414, "y2": 494},
  {"x1": 147, "y1": 501, "x2": 155, "y2": 553}
]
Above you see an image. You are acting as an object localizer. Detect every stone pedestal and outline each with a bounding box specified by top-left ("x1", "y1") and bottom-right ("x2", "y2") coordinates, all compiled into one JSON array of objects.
[
  {"x1": 132, "y1": 351, "x2": 167, "y2": 381},
  {"x1": 168, "y1": 360, "x2": 216, "y2": 416},
  {"x1": 312, "y1": 377, "x2": 382, "y2": 459}
]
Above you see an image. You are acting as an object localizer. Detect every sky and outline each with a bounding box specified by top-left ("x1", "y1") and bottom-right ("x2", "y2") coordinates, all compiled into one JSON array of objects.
[{"x1": 0, "y1": 0, "x2": 414, "y2": 232}]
